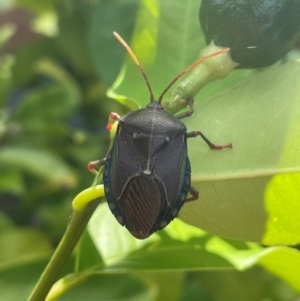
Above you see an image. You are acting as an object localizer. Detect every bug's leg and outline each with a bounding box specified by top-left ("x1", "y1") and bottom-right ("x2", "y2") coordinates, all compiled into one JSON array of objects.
[
  {"x1": 106, "y1": 112, "x2": 121, "y2": 131},
  {"x1": 87, "y1": 158, "x2": 106, "y2": 175},
  {"x1": 187, "y1": 131, "x2": 232, "y2": 150},
  {"x1": 87, "y1": 111, "x2": 120, "y2": 175},
  {"x1": 185, "y1": 185, "x2": 199, "y2": 202},
  {"x1": 175, "y1": 186, "x2": 198, "y2": 218},
  {"x1": 175, "y1": 98, "x2": 194, "y2": 120}
]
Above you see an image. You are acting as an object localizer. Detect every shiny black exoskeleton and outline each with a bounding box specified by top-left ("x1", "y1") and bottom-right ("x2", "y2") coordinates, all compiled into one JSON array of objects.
[
  {"x1": 104, "y1": 101, "x2": 192, "y2": 239},
  {"x1": 88, "y1": 32, "x2": 231, "y2": 239}
]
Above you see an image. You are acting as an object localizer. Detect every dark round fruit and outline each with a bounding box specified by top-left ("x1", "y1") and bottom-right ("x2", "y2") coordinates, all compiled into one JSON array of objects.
[{"x1": 199, "y1": 0, "x2": 300, "y2": 68}]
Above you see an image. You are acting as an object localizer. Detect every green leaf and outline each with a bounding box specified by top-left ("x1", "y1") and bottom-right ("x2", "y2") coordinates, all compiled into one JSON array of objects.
[
  {"x1": 15, "y1": 0, "x2": 54, "y2": 14},
  {"x1": 0, "y1": 258, "x2": 75, "y2": 301},
  {"x1": 90, "y1": 211, "x2": 300, "y2": 291},
  {"x1": 82, "y1": 203, "x2": 300, "y2": 292},
  {"x1": 35, "y1": 58, "x2": 81, "y2": 104},
  {"x1": 0, "y1": 260, "x2": 49, "y2": 300},
  {"x1": 86, "y1": 204, "x2": 233, "y2": 271},
  {"x1": 0, "y1": 52, "x2": 14, "y2": 106},
  {"x1": 0, "y1": 211, "x2": 14, "y2": 230},
  {"x1": 257, "y1": 247, "x2": 300, "y2": 293},
  {"x1": 0, "y1": 24, "x2": 16, "y2": 50},
  {"x1": 79, "y1": 205, "x2": 300, "y2": 293},
  {"x1": 55, "y1": 12, "x2": 93, "y2": 74},
  {"x1": 75, "y1": 230, "x2": 104, "y2": 273},
  {"x1": 12, "y1": 39, "x2": 56, "y2": 86},
  {"x1": 134, "y1": 272, "x2": 184, "y2": 301},
  {"x1": 15, "y1": 61, "x2": 80, "y2": 133},
  {"x1": 88, "y1": 203, "x2": 155, "y2": 265},
  {"x1": 207, "y1": 237, "x2": 300, "y2": 293},
  {"x1": 0, "y1": 147, "x2": 76, "y2": 187},
  {"x1": 89, "y1": 0, "x2": 139, "y2": 86},
  {"x1": 55, "y1": 274, "x2": 154, "y2": 301},
  {"x1": 0, "y1": 167, "x2": 25, "y2": 195},
  {"x1": 0, "y1": 228, "x2": 51, "y2": 268},
  {"x1": 179, "y1": 61, "x2": 300, "y2": 245}
]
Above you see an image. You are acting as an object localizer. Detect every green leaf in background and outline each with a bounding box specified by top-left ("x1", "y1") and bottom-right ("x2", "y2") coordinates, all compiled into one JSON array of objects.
[
  {"x1": 55, "y1": 274, "x2": 155, "y2": 301},
  {"x1": 11, "y1": 39, "x2": 56, "y2": 87},
  {"x1": 0, "y1": 258, "x2": 75, "y2": 301},
  {"x1": 74, "y1": 204, "x2": 300, "y2": 293},
  {"x1": 0, "y1": 166, "x2": 24, "y2": 195},
  {"x1": 0, "y1": 211, "x2": 13, "y2": 230},
  {"x1": 89, "y1": 0, "x2": 139, "y2": 86},
  {"x1": 0, "y1": 25, "x2": 16, "y2": 107},
  {"x1": 0, "y1": 227, "x2": 51, "y2": 268},
  {"x1": 0, "y1": 260, "x2": 51, "y2": 301},
  {"x1": 0, "y1": 24, "x2": 16, "y2": 50},
  {"x1": 207, "y1": 237, "x2": 300, "y2": 292},
  {"x1": 75, "y1": 230, "x2": 104, "y2": 273},
  {"x1": 87, "y1": 203, "x2": 156, "y2": 266},
  {"x1": 0, "y1": 53, "x2": 14, "y2": 107},
  {"x1": 15, "y1": 0, "x2": 54, "y2": 14},
  {"x1": 55, "y1": 12, "x2": 93, "y2": 75},
  {"x1": 179, "y1": 61, "x2": 300, "y2": 245},
  {"x1": 2, "y1": 259, "x2": 297, "y2": 301},
  {"x1": 15, "y1": 85, "x2": 75, "y2": 133},
  {"x1": 14, "y1": 58, "x2": 80, "y2": 134},
  {"x1": 86, "y1": 204, "x2": 233, "y2": 271},
  {"x1": 0, "y1": 147, "x2": 76, "y2": 187}
]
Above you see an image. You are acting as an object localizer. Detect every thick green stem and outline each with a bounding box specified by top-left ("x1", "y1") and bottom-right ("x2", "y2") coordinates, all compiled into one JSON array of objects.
[
  {"x1": 27, "y1": 198, "x2": 101, "y2": 301},
  {"x1": 164, "y1": 42, "x2": 239, "y2": 114}
]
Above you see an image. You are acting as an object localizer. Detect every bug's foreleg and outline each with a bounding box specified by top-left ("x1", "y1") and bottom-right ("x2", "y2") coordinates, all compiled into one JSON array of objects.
[
  {"x1": 106, "y1": 112, "x2": 121, "y2": 131},
  {"x1": 87, "y1": 158, "x2": 106, "y2": 175},
  {"x1": 175, "y1": 99, "x2": 194, "y2": 120},
  {"x1": 185, "y1": 185, "x2": 199, "y2": 202},
  {"x1": 87, "y1": 111, "x2": 120, "y2": 175},
  {"x1": 187, "y1": 131, "x2": 232, "y2": 150}
]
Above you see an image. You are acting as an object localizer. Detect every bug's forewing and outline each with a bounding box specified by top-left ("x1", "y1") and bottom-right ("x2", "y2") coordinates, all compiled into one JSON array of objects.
[
  {"x1": 153, "y1": 134, "x2": 188, "y2": 204},
  {"x1": 117, "y1": 174, "x2": 168, "y2": 238}
]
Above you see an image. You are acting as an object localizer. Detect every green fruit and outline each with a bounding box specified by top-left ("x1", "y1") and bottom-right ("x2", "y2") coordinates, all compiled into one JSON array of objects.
[{"x1": 199, "y1": 0, "x2": 300, "y2": 68}]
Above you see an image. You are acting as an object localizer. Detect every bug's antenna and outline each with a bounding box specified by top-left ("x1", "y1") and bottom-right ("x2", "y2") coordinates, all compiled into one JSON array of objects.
[
  {"x1": 113, "y1": 32, "x2": 155, "y2": 102},
  {"x1": 158, "y1": 48, "x2": 230, "y2": 104}
]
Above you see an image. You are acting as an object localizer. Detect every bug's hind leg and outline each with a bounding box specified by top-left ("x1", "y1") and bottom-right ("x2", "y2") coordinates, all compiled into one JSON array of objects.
[
  {"x1": 185, "y1": 185, "x2": 199, "y2": 202},
  {"x1": 175, "y1": 98, "x2": 194, "y2": 120},
  {"x1": 174, "y1": 186, "x2": 198, "y2": 219},
  {"x1": 187, "y1": 131, "x2": 232, "y2": 150}
]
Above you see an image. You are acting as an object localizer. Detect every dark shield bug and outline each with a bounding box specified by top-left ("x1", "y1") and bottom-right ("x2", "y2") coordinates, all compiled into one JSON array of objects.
[{"x1": 88, "y1": 32, "x2": 232, "y2": 239}]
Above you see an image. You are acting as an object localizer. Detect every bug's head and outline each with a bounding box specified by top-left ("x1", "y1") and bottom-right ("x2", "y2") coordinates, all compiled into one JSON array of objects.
[{"x1": 146, "y1": 100, "x2": 164, "y2": 110}]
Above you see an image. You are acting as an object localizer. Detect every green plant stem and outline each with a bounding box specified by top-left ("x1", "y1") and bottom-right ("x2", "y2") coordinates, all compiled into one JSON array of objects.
[
  {"x1": 27, "y1": 198, "x2": 101, "y2": 301},
  {"x1": 164, "y1": 42, "x2": 239, "y2": 114}
]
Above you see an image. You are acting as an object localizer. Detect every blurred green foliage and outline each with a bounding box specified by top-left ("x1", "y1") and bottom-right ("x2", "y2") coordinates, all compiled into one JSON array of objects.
[
  {"x1": 0, "y1": 0, "x2": 129, "y2": 241},
  {"x1": 0, "y1": 1, "x2": 299, "y2": 300}
]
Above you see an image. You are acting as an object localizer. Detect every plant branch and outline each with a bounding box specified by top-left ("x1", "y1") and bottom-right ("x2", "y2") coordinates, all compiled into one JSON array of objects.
[{"x1": 27, "y1": 198, "x2": 101, "y2": 301}]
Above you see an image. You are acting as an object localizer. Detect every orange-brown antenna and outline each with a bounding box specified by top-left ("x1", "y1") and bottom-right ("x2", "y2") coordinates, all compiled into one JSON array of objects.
[
  {"x1": 113, "y1": 32, "x2": 155, "y2": 102},
  {"x1": 158, "y1": 48, "x2": 230, "y2": 104}
]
